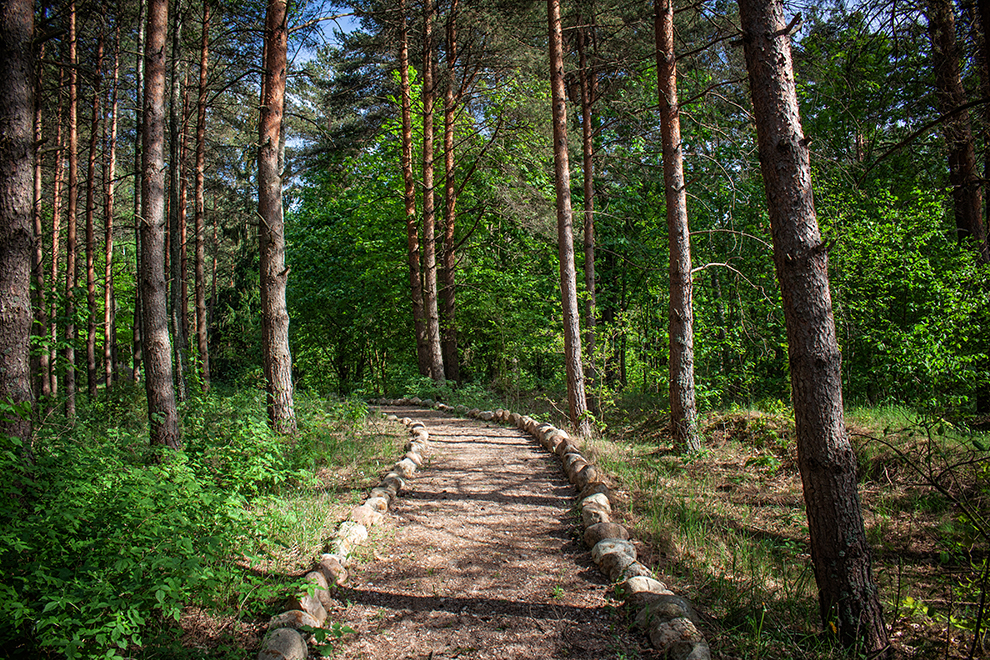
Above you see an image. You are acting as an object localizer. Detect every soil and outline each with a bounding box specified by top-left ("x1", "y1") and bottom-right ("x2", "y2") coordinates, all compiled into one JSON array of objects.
[{"x1": 323, "y1": 406, "x2": 650, "y2": 660}]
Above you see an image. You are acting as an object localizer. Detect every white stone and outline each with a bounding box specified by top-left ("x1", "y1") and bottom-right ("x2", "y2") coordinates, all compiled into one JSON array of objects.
[{"x1": 258, "y1": 628, "x2": 307, "y2": 660}]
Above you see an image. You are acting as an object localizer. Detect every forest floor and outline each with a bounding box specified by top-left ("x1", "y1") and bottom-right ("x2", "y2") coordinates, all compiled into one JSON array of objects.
[{"x1": 319, "y1": 405, "x2": 650, "y2": 660}]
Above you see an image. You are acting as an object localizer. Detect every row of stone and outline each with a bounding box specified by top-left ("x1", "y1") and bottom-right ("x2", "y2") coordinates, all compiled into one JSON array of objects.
[
  {"x1": 256, "y1": 415, "x2": 431, "y2": 660},
  {"x1": 374, "y1": 397, "x2": 711, "y2": 660}
]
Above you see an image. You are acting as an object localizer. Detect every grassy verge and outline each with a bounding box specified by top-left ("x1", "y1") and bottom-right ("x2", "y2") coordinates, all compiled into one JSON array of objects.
[
  {"x1": 586, "y1": 398, "x2": 990, "y2": 659},
  {"x1": 0, "y1": 383, "x2": 405, "y2": 659}
]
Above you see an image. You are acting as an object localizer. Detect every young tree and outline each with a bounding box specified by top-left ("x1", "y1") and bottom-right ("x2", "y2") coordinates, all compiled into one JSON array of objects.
[
  {"x1": 399, "y1": 0, "x2": 429, "y2": 378},
  {"x1": 655, "y1": 0, "x2": 700, "y2": 452},
  {"x1": 440, "y1": 0, "x2": 461, "y2": 383},
  {"x1": 142, "y1": 0, "x2": 181, "y2": 448},
  {"x1": 84, "y1": 34, "x2": 104, "y2": 398},
  {"x1": 549, "y1": 0, "x2": 592, "y2": 437},
  {"x1": 0, "y1": 0, "x2": 35, "y2": 446},
  {"x1": 32, "y1": 41, "x2": 50, "y2": 400},
  {"x1": 739, "y1": 0, "x2": 888, "y2": 652},
  {"x1": 65, "y1": 0, "x2": 79, "y2": 417},
  {"x1": 575, "y1": 7, "x2": 597, "y2": 411},
  {"x1": 193, "y1": 0, "x2": 211, "y2": 390},
  {"x1": 104, "y1": 28, "x2": 120, "y2": 388},
  {"x1": 258, "y1": 0, "x2": 297, "y2": 433}
]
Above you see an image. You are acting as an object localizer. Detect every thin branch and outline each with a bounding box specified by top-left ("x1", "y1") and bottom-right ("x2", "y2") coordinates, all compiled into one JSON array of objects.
[{"x1": 859, "y1": 97, "x2": 990, "y2": 183}]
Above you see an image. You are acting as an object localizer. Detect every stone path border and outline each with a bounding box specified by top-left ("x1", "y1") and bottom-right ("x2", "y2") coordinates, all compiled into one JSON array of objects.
[
  {"x1": 257, "y1": 396, "x2": 711, "y2": 660},
  {"x1": 256, "y1": 414, "x2": 432, "y2": 660}
]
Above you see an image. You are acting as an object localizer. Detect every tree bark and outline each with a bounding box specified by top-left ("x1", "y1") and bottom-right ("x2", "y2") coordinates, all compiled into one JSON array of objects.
[
  {"x1": 421, "y1": 0, "x2": 445, "y2": 383},
  {"x1": 655, "y1": 0, "x2": 700, "y2": 453},
  {"x1": 0, "y1": 0, "x2": 35, "y2": 447},
  {"x1": 32, "y1": 41, "x2": 50, "y2": 400},
  {"x1": 142, "y1": 0, "x2": 181, "y2": 449},
  {"x1": 739, "y1": 0, "x2": 888, "y2": 653},
  {"x1": 85, "y1": 35, "x2": 104, "y2": 398},
  {"x1": 258, "y1": 0, "x2": 297, "y2": 433},
  {"x1": 65, "y1": 0, "x2": 78, "y2": 417},
  {"x1": 927, "y1": 0, "x2": 989, "y2": 264},
  {"x1": 440, "y1": 0, "x2": 460, "y2": 383},
  {"x1": 576, "y1": 12, "x2": 598, "y2": 414},
  {"x1": 399, "y1": 0, "x2": 429, "y2": 378},
  {"x1": 548, "y1": 0, "x2": 591, "y2": 437},
  {"x1": 104, "y1": 30, "x2": 120, "y2": 389},
  {"x1": 194, "y1": 0, "x2": 211, "y2": 390}
]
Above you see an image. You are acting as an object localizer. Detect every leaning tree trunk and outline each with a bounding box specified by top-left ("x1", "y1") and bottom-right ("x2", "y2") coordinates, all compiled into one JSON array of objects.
[
  {"x1": 399, "y1": 0, "x2": 429, "y2": 377},
  {"x1": 258, "y1": 0, "x2": 297, "y2": 433},
  {"x1": 738, "y1": 0, "x2": 889, "y2": 653},
  {"x1": 193, "y1": 0, "x2": 211, "y2": 390},
  {"x1": 65, "y1": 0, "x2": 79, "y2": 417},
  {"x1": 421, "y1": 0, "x2": 445, "y2": 383},
  {"x1": 927, "y1": 0, "x2": 989, "y2": 263},
  {"x1": 655, "y1": 0, "x2": 700, "y2": 453},
  {"x1": 85, "y1": 35, "x2": 104, "y2": 398},
  {"x1": 0, "y1": 0, "x2": 35, "y2": 448},
  {"x1": 548, "y1": 0, "x2": 591, "y2": 437},
  {"x1": 142, "y1": 0, "x2": 181, "y2": 449}
]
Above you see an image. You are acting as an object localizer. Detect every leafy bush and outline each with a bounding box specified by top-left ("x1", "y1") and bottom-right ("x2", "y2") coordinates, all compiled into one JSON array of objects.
[{"x1": 0, "y1": 386, "x2": 367, "y2": 659}]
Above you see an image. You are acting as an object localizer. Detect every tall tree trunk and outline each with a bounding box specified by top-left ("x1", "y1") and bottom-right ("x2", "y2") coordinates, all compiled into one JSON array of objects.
[
  {"x1": 927, "y1": 0, "x2": 989, "y2": 263},
  {"x1": 168, "y1": 4, "x2": 188, "y2": 401},
  {"x1": 258, "y1": 0, "x2": 296, "y2": 433},
  {"x1": 104, "y1": 30, "x2": 120, "y2": 390},
  {"x1": 0, "y1": 0, "x2": 35, "y2": 447},
  {"x1": 142, "y1": 0, "x2": 181, "y2": 449},
  {"x1": 85, "y1": 35, "x2": 104, "y2": 398},
  {"x1": 32, "y1": 41, "x2": 50, "y2": 400},
  {"x1": 548, "y1": 0, "x2": 591, "y2": 437},
  {"x1": 739, "y1": 0, "x2": 888, "y2": 652},
  {"x1": 179, "y1": 73, "x2": 190, "y2": 349},
  {"x1": 194, "y1": 0, "x2": 211, "y2": 390},
  {"x1": 655, "y1": 0, "x2": 700, "y2": 453},
  {"x1": 49, "y1": 67, "x2": 66, "y2": 398},
  {"x1": 421, "y1": 0, "x2": 445, "y2": 383},
  {"x1": 576, "y1": 12, "x2": 598, "y2": 415},
  {"x1": 133, "y1": 0, "x2": 146, "y2": 382},
  {"x1": 65, "y1": 0, "x2": 78, "y2": 417},
  {"x1": 399, "y1": 0, "x2": 429, "y2": 377},
  {"x1": 441, "y1": 0, "x2": 460, "y2": 383}
]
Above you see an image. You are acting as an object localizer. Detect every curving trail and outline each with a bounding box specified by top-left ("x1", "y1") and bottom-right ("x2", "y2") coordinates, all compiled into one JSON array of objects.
[{"x1": 326, "y1": 407, "x2": 645, "y2": 660}]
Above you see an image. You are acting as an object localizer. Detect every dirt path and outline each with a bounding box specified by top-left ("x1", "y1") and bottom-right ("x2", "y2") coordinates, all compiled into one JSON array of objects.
[{"x1": 326, "y1": 407, "x2": 647, "y2": 660}]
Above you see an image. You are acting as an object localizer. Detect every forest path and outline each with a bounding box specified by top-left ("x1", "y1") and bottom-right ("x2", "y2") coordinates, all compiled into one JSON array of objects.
[{"x1": 326, "y1": 407, "x2": 645, "y2": 660}]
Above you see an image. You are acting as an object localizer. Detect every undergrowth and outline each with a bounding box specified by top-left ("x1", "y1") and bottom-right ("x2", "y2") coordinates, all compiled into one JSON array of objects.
[
  {"x1": 589, "y1": 396, "x2": 990, "y2": 659},
  {"x1": 0, "y1": 382, "x2": 402, "y2": 659}
]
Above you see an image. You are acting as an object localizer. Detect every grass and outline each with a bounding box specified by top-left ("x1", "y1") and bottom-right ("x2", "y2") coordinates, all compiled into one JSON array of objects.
[{"x1": 583, "y1": 398, "x2": 990, "y2": 660}]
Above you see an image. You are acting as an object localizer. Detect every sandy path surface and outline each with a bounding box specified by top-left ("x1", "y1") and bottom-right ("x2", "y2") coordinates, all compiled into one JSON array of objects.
[{"x1": 327, "y1": 407, "x2": 647, "y2": 660}]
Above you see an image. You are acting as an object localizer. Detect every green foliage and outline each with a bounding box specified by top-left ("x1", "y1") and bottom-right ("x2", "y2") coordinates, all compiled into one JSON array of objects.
[
  {"x1": 0, "y1": 387, "x2": 386, "y2": 659},
  {"x1": 821, "y1": 186, "x2": 989, "y2": 411}
]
